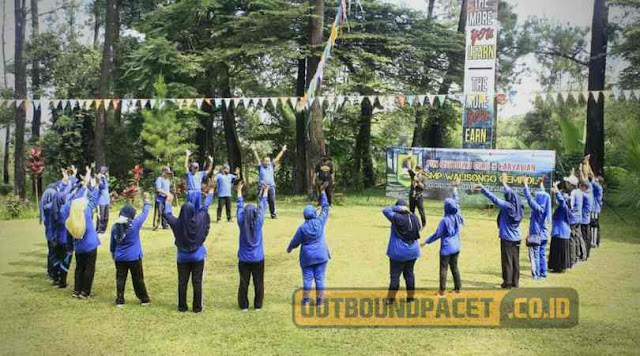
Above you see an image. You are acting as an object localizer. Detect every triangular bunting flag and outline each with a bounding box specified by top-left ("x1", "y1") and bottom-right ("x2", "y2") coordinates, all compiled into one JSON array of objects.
[
  {"x1": 33, "y1": 100, "x2": 41, "y2": 110},
  {"x1": 436, "y1": 95, "x2": 446, "y2": 105},
  {"x1": 623, "y1": 90, "x2": 633, "y2": 101},
  {"x1": 185, "y1": 99, "x2": 194, "y2": 108},
  {"x1": 204, "y1": 98, "x2": 213, "y2": 107},
  {"x1": 69, "y1": 99, "x2": 78, "y2": 109},
  {"x1": 16, "y1": 100, "x2": 24, "y2": 108},
  {"x1": 52, "y1": 100, "x2": 61, "y2": 109},
  {"x1": 103, "y1": 99, "x2": 111, "y2": 109},
  {"x1": 195, "y1": 98, "x2": 204, "y2": 109},
  {"x1": 427, "y1": 95, "x2": 435, "y2": 106},
  {"x1": 213, "y1": 99, "x2": 221, "y2": 108},
  {"x1": 149, "y1": 99, "x2": 156, "y2": 109},
  {"x1": 130, "y1": 99, "x2": 139, "y2": 109},
  {"x1": 560, "y1": 92, "x2": 570, "y2": 103},
  {"x1": 112, "y1": 99, "x2": 120, "y2": 109},
  {"x1": 223, "y1": 98, "x2": 232, "y2": 108},
  {"x1": 417, "y1": 95, "x2": 426, "y2": 106},
  {"x1": 633, "y1": 90, "x2": 640, "y2": 101},
  {"x1": 289, "y1": 97, "x2": 298, "y2": 108},
  {"x1": 176, "y1": 99, "x2": 185, "y2": 108},
  {"x1": 139, "y1": 99, "x2": 148, "y2": 109},
  {"x1": 159, "y1": 100, "x2": 166, "y2": 109}
]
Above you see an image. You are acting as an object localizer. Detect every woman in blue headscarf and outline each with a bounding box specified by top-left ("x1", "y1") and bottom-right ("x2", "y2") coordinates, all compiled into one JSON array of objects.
[
  {"x1": 41, "y1": 182, "x2": 59, "y2": 279},
  {"x1": 475, "y1": 173, "x2": 524, "y2": 289},
  {"x1": 424, "y1": 182, "x2": 463, "y2": 296},
  {"x1": 549, "y1": 181, "x2": 572, "y2": 273},
  {"x1": 287, "y1": 184, "x2": 331, "y2": 306},
  {"x1": 164, "y1": 179, "x2": 215, "y2": 313},
  {"x1": 523, "y1": 177, "x2": 552, "y2": 280},
  {"x1": 236, "y1": 182, "x2": 268, "y2": 311}
]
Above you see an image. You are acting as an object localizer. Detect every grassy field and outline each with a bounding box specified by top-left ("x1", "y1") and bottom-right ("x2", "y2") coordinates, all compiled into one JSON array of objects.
[{"x1": 1, "y1": 198, "x2": 639, "y2": 355}]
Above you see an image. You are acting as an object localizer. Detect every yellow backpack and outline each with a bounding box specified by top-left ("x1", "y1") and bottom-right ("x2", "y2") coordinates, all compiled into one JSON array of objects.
[{"x1": 65, "y1": 198, "x2": 88, "y2": 240}]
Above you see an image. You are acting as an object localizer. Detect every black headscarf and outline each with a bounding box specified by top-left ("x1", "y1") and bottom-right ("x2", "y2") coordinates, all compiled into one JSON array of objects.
[
  {"x1": 172, "y1": 202, "x2": 210, "y2": 252},
  {"x1": 498, "y1": 188, "x2": 524, "y2": 229},
  {"x1": 51, "y1": 192, "x2": 67, "y2": 227},
  {"x1": 113, "y1": 205, "x2": 136, "y2": 243},
  {"x1": 243, "y1": 204, "x2": 259, "y2": 247},
  {"x1": 391, "y1": 199, "x2": 421, "y2": 242}
]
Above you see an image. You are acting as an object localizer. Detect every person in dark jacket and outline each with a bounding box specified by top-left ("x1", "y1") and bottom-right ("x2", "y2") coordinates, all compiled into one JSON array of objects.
[
  {"x1": 110, "y1": 193, "x2": 152, "y2": 307},
  {"x1": 408, "y1": 166, "x2": 427, "y2": 228},
  {"x1": 50, "y1": 173, "x2": 78, "y2": 288},
  {"x1": 475, "y1": 173, "x2": 524, "y2": 289},
  {"x1": 287, "y1": 183, "x2": 330, "y2": 306},
  {"x1": 236, "y1": 181, "x2": 268, "y2": 311},
  {"x1": 424, "y1": 183, "x2": 463, "y2": 296},
  {"x1": 382, "y1": 199, "x2": 421, "y2": 303},
  {"x1": 164, "y1": 179, "x2": 215, "y2": 313},
  {"x1": 549, "y1": 181, "x2": 571, "y2": 273}
]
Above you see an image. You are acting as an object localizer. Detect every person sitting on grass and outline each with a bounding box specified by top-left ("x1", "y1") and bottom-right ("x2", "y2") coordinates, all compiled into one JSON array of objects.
[
  {"x1": 382, "y1": 199, "x2": 421, "y2": 304},
  {"x1": 548, "y1": 181, "x2": 571, "y2": 273},
  {"x1": 522, "y1": 177, "x2": 551, "y2": 280},
  {"x1": 287, "y1": 182, "x2": 330, "y2": 306},
  {"x1": 423, "y1": 179, "x2": 463, "y2": 296},
  {"x1": 475, "y1": 173, "x2": 524, "y2": 289},
  {"x1": 236, "y1": 181, "x2": 268, "y2": 311},
  {"x1": 163, "y1": 179, "x2": 215, "y2": 313},
  {"x1": 110, "y1": 192, "x2": 152, "y2": 308},
  {"x1": 184, "y1": 149, "x2": 213, "y2": 211}
]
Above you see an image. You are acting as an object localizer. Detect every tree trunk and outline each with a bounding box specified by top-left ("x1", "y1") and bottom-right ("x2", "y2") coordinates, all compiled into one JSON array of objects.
[
  {"x1": 294, "y1": 58, "x2": 307, "y2": 193},
  {"x1": 305, "y1": 0, "x2": 325, "y2": 191},
  {"x1": 354, "y1": 98, "x2": 375, "y2": 188},
  {"x1": 92, "y1": 1, "x2": 100, "y2": 49},
  {"x1": 3, "y1": 124, "x2": 9, "y2": 184},
  {"x1": 585, "y1": 0, "x2": 608, "y2": 176},
  {"x1": 411, "y1": 108, "x2": 424, "y2": 147},
  {"x1": 13, "y1": 0, "x2": 27, "y2": 198},
  {"x1": 428, "y1": 0, "x2": 435, "y2": 19},
  {"x1": 219, "y1": 64, "x2": 242, "y2": 172},
  {"x1": 94, "y1": 0, "x2": 119, "y2": 167},
  {"x1": 1, "y1": 0, "x2": 7, "y2": 88},
  {"x1": 30, "y1": 0, "x2": 42, "y2": 196}
]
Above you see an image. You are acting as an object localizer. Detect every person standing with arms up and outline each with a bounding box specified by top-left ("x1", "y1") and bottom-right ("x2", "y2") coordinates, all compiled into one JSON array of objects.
[
  {"x1": 548, "y1": 181, "x2": 571, "y2": 273},
  {"x1": 522, "y1": 177, "x2": 552, "y2": 280},
  {"x1": 236, "y1": 181, "x2": 268, "y2": 311},
  {"x1": 408, "y1": 166, "x2": 428, "y2": 229},
  {"x1": 564, "y1": 169, "x2": 583, "y2": 266},
  {"x1": 251, "y1": 144, "x2": 287, "y2": 219},
  {"x1": 184, "y1": 150, "x2": 213, "y2": 211},
  {"x1": 215, "y1": 164, "x2": 239, "y2": 222},
  {"x1": 153, "y1": 166, "x2": 172, "y2": 230},
  {"x1": 313, "y1": 155, "x2": 334, "y2": 205},
  {"x1": 96, "y1": 165, "x2": 111, "y2": 234}
]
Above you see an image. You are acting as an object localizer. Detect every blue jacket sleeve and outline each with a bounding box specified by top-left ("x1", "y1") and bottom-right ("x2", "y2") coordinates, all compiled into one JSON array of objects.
[
  {"x1": 110, "y1": 229, "x2": 116, "y2": 258},
  {"x1": 202, "y1": 193, "x2": 214, "y2": 210},
  {"x1": 318, "y1": 192, "x2": 329, "y2": 226},
  {"x1": 523, "y1": 187, "x2": 544, "y2": 214},
  {"x1": 86, "y1": 187, "x2": 102, "y2": 213},
  {"x1": 237, "y1": 197, "x2": 245, "y2": 227},
  {"x1": 481, "y1": 188, "x2": 507, "y2": 209},
  {"x1": 163, "y1": 201, "x2": 179, "y2": 228},
  {"x1": 382, "y1": 207, "x2": 395, "y2": 221},
  {"x1": 257, "y1": 197, "x2": 268, "y2": 224},
  {"x1": 131, "y1": 201, "x2": 151, "y2": 231},
  {"x1": 425, "y1": 221, "x2": 446, "y2": 244},
  {"x1": 287, "y1": 228, "x2": 303, "y2": 252}
]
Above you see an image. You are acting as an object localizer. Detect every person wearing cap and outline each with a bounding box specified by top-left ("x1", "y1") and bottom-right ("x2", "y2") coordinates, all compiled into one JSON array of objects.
[
  {"x1": 286, "y1": 183, "x2": 330, "y2": 306},
  {"x1": 184, "y1": 150, "x2": 214, "y2": 211},
  {"x1": 154, "y1": 166, "x2": 173, "y2": 230},
  {"x1": 96, "y1": 165, "x2": 111, "y2": 234},
  {"x1": 382, "y1": 198, "x2": 421, "y2": 303},
  {"x1": 563, "y1": 170, "x2": 584, "y2": 267},
  {"x1": 408, "y1": 166, "x2": 428, "y2": 228},
  {"x1": 215, "y1": 164, "x2": 239, "y2": 222},
  {"x1": 251, "y1": 144, "x2": 287, "y2": 219},
  {"x1": 110, "y1": 193, "x2": 152, "y2": 307}
]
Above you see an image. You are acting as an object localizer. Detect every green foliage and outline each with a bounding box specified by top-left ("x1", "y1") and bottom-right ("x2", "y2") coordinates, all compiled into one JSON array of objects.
[
  {"x1": 0, "y1": 183, "x2": 12, "y2": 195},
  {"x1": 39, "y1": 115, "x2": 86, "y2": 174},
  {"x1": 4, "y1": 195, "x2": 27, "y2": 219},
  {"x1": 611, "y1": 0, "x2": 640, "y2": 88}
]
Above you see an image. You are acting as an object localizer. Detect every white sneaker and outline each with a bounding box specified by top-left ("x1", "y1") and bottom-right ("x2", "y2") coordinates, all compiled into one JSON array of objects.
[
  {"x1": 141, "y1": 302, "x2": 151, "y2": 306},
  {"x1": 241, "y1": 309, "x2": 249, "y2": 312},
  {"x1": 116, "y1": 304, "x2": 124, "y2": 309}
]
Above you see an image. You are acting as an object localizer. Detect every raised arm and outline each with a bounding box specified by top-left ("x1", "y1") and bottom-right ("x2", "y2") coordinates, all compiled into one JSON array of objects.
[
  {"x1": 478, "y1": 185, "x2": 507, "y2": 209},
  {"x1": 286, "y1": 227, "x2": 303, "y2": 253},
  {"x1": 250, "y1": 144, "x2": 261, "y2": 165},
  {"x1": 184, "y1": 150, "x2": 191, "y2": 172},
  {"x1": 205, "y1": 156, "x2": 214, "y2": 175},
  {"x1": 236, "y1": 181, "x2": 245, "y2": 226},
  {"x1": 257, "y1": 183, "x2": 268, "y2": 223},
  {"x1": 131, "y1": 194, "x2": 152, "y2": 231},
  {"x1": 382, "y1": 206, "x2": 396, "y2": 222},
  {"x1": 273, "y1": 144, "x2": 287, "y2": 166},
  {"x1": 163, "y1": 194, "x2": 179, "y2": 227},
  {"x1": 523, "y1": 178, "x2": 544, "y2": 214}
]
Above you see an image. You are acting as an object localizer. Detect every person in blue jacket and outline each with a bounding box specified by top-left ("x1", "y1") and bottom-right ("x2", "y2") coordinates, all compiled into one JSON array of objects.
[
  {"x1": 50, "y1": 172, "x2": 78, "y2": 288},
  {"x1": 287, "y1": 183, "x2": 330, "y2": 306},
  {"x1": 251, "y1": 143, "x2": 287, "y2": 219},
  {"x1": 215, "y1": 164, "x2": 239, "y2": 223},
  {"x1": 153, "y1": 166, "x2": 172, "y2": 230},
  {"x1": 110, "y1": 192, "x2": 152, "y2": 307},
  {"x1": 579, "y1": 166, "x2": 594, "y2": 261},
  {"x1": 96, "y1": 165, "x2": 111, "y2": 234},
  {"x1": 590, "y1": 174, "x2": 604, "y2": 247},
  {"x1": 382, "y1": 199, "x2": 421, "y2": 303},
  {"x1": 62, "y1": 167, "x2": 104, "y2": 299},
  {"x1": 423, "y1": 182, "x2": 463, "y2": 296},
  {"x1": 475, "y1": 173, "x2": 524, "y2": 289},
  {"x1": 236, "y1": 181, "x2": 268, "y2": 311},
  {"x1": 523, "y1": 177, "x2": 552, "y2": 279},
  {"x1": 184, "y1": 149, "x2": 213, "y2": 211},
  {"x1": 564, "y1": 171, "x2": 583, "y2": 267},
  {"x1": 549, "y1": 181, "x2": 571, "y2": 273},
  {"x1": 41, "y1": 181, "x2": 59, "y2": 279},
  {"x1": 164, "y1": 179, "x2": 215, "y2": 313}
]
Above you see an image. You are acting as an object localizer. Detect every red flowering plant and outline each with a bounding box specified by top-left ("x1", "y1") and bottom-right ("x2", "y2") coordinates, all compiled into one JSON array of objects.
[
  {"x1": 121, "y1": 164, "x2": 143, "y2": 203},
  {"x1": 25, "y1": 147, "x2": 45, "y2": 204}
]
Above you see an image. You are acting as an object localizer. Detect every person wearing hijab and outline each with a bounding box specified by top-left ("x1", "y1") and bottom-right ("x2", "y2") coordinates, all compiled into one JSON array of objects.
[
  {"x1": 423, "y1": 182, "x2": 463, "y2": 296},
  {"x1": 475, "y1": 173, "x2": 524, "y2": 289},
  {"x1": 215, "y1": 164, "x2": 239, "y2": 223},
  {"x1": 287, "y1": 183, "x2": 331, "y2": 306},
  {"x1": 49, "y1": 173, "x2": 78, "y2": 288},
  {"x1": 236, "y1": 181, "x2": 268, "y2": 311},
  {"x1": 564, "y1": 170, "x2": 584, "y2": 267},
  {"x1": 41, "y1": 182, "x2": 59, "y2": 279},
  {"x1": 96, "y1": 165, "x2": 111, "y2": 234},
  {"x1": 382, "y1": 198, "x2": 421, "y2": 304},
  {"x1": 184, "y1": 149, "x2": 214, "y2": 211},
  {"x1": 110, "y1": 193, "x2": 152, "y2": 307},
  {"x1": 590, "y1": 175, "x2": 604, "y2": 247},
  {"x1": 523, "y1": 177, "x2": 552, "y2": 280},
  {"x1": 164, "y1": 179, "x2": 215, "y2": 313},
  {"x1": 549, "y1": 181, "x2": 572, "y2": 273}
]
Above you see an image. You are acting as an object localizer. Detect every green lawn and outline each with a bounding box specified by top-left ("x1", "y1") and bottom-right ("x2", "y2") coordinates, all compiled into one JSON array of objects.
[{"x1": 1, "y1": 200, "x2": 639, "y2": 355}]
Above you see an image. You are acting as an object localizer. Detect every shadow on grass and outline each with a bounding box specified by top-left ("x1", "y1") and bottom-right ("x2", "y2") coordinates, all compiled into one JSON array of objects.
[
  {"x1": 8, "y1": 259, "x2": 43, "y2": 268},
  {"x1": 1, "y1": 271, "x2": 44, "y2": 279},
  {"x1": 19, "y1": 251, "x2": 47, "y2": 259}
]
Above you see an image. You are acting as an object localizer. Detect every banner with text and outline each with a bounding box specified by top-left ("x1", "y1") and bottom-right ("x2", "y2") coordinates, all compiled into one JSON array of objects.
[
  {"x1": 385, "y1": 147, "x2": 556, "y2": 199},
  {"x1": 462, "y1": 0, "x2": 499, "y2": 149}
]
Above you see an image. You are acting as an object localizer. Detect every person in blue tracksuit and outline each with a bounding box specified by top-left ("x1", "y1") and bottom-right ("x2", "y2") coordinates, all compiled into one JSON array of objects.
[
  {"x1": 164, "y1": 180, "x2": 215, "y2": 313},
  {"x1": 215, "y1": 164, "x2": 239, "y2": 222},
  {"x1": 579, "y1": 167, "x2": 594, "y2": 261},
  {"x1": 423, "y1": 183, "x2": 463, "y2": 295},
  {"x1": 50, "y1": 174, "x2": 78, "y2": 288},
  {"x1": 154, "y1": 166, "x2": 172, "y2": 230},
  {"x1": 287, "y1": 184, "x2": 330, "y2": 306},
  {"x1": 564, "y1": 171, "x2": 583, "y2": 267},
  {"x1": 184, "y1": 149, "x2": 213, "y2": 211},
  {"x1": 549, "y1": 181, "x2": 572, "y2": 273},
  {"x1": 475, "y1": 173, "x2": 524, "y2": 289},
  {"x1": 41, "y1": 182, "x2": 59, "y2": 279},
  {"x1": 523, "y1": 177, "x2": 552, "y2": 280},
  {"x1": 251, "y1": 143, "x2": 287, "y2": 219},
  {"x1": 61, "y1": 168, "x2": 104, "y2": 298},
  {"x1": 590, "y1": 175, "x2": 604, "y2": 247},
  {"x1": 236, "y1": 181, "x2": 268, "y2": 310},
  {"x1": 96, "y1": 166, "x2": 111, "y2": 234},
  {"x1": 110, "y1": 193, "x2": 152, "y2": 307},
  {"x1": 382, "y1": 199, "x2": 421, "y2": 303}
]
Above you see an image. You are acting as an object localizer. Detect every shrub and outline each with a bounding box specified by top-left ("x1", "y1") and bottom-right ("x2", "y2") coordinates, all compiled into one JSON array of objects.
[{"x1": 0, "y1": 183, "x2": 12, "y2": 196}]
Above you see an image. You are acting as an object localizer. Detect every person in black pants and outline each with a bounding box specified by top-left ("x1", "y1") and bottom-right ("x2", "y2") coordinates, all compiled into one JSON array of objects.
[
  {"x1": 74, "y1": 249, "x2": 97, "y2": 297},
  {"x1": 313, "y1": 156, "x2": 334, "y2": 205},
  {"x1": 408, "y1": 166, "x2": 427, "y2": 228},
  {"x1": 177, "y1": 260, "x2": 205, "y2": 312}
]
